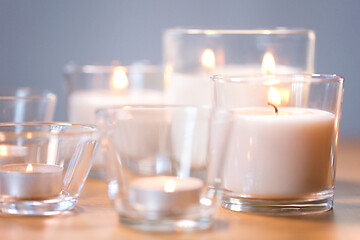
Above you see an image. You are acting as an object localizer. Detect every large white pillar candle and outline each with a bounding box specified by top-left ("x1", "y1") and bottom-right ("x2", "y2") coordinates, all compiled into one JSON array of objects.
[
  {"x1": 129, "y1": 176, "x2": 203, "y2": 212},
  {"x1": 223, "y1": 107, "x2": 335, "y2": 199},
  {"x1": 0, "y1": 163, "x2": 63, "y2": 199}
]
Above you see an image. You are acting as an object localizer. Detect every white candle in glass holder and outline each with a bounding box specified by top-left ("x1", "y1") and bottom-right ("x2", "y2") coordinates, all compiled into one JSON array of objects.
[
  {"x1": 223, "y1": 104, "x2": 335, "y2": 199},
  {"x1": 129, "y1": 176, "x2": 203, "y2": 212},
  {"x1": 0, "y1": 163, "x2": 63, "y2": 199}
]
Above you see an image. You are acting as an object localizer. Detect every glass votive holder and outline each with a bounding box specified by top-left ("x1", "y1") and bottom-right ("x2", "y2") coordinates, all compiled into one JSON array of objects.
[
  {"x1": 163, "y1": 28, "x2": 315, "y2": 106},
  {"x1": 210, "y1": 74, "x2": 344, "y2": 215},
  {"x1": 96, "y1": 105, "x2": 220, "y2": 232},
  {"x1": 64, "y1": 63, "x2": 164, "y2": 176},
  {"x1": 0, "y1": 87, "x2": 56, "y2": 123},
  {"x1": 0, "y1": 122, "x2": 97, "y2": 215}
]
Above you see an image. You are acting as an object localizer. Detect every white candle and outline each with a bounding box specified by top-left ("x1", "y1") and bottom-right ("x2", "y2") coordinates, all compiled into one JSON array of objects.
[
  {"x1": 129, "y1": 176, "x2": 203, "y2": 212},
  {"x1": 0, "y1": 163, "x2": 63, "y2": 199},
  {"x1": 223, "y1": 107, "x2": 335, "y2": 199},
  {"x1": 68, "y1": 89, "x2": 164, "y2": 124}
]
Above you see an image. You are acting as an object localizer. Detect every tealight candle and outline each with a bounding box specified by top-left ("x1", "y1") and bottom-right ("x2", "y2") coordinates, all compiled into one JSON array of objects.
[
  {"x1": 0, "y1": 163, "x2": 63, "y2": 199},
  {"x1": 129, "y1": 176, "x2": 203, "y2": 212}
]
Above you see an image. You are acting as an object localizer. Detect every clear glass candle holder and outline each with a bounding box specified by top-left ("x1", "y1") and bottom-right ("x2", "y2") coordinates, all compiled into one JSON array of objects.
[
  {"x1": 0, "y1": 122, "x2": 97, "y2": 215},
  {"x1": 96, "y1": 105, "x2": 220, "y2": 232},
  {"x1": 210, "y1": 74, "x2": 344, "y2": 215},
  {"x1": 64, "y1": 63, "x2": 164, "y2": 177},
  {"x1": 0, "y1": 87, "x2": 56, "y2": 123},
  {"x1": 163, "y1": 28, "x2": 315, "y2": 106}
]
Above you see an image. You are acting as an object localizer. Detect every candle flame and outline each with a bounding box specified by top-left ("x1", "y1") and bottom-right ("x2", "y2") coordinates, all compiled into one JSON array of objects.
[
  {"x1": 262, "y1": 52, "x2": 276, "y2": 74},
  {"x1": 26, "y1": 132, "x2": 32, "y2": 139},
  {"x1": 0, "y1": 145, "x2": 8, "y2": 156},
  {"x1": 0, "y1": 133, "x2": 6, "y2": 142},
  {"x1": 164, "y1": 179, "x2": 176, "y2": 193},
  {"x1": 26, "y1": 163, "x2": 33, "y2": 173},
  {"x1": 164, "y1": 63, "x2": 173, "y2": 89},
  {"x1": 201, "y1": 48, "x2": 216, "y2": 69},
  {"x1": 268, "y1": 87, "x2": 281, "y2": 106},
  {"x1": 111, "y1": 67, "x2": 129, "y2": 90}
]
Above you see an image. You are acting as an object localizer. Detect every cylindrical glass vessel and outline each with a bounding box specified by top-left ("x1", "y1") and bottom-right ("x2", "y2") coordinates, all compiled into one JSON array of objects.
[
  {"x1": 0, "y1": 122, "x2": 97, "y2": 215},
  {"x1": 96, "y1": 105, "x2": 220, "y2": 231},
  {"x1": 0, "y1": 87, "x2": 56, "y2": 123},
  {"x1": 163, "y1": 28, "x2": 315, "y2": 106},
  {"x1": 210, "y1": 74, "x2": 344, "y2": 214}
]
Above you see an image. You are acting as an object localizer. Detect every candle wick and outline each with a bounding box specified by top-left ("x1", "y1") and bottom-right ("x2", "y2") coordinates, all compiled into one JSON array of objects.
[{"x1": 267, "y1": 102, "x2": 278, "y2": 115}]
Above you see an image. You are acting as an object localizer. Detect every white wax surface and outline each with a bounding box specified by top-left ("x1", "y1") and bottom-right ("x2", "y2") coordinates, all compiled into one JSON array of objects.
[
  {"x1": 0, "y1": 163, "x2": 63, "y2": 199},
  {"x1": 129, "y1": 176, "x2": 203, "y2": 212},
  {"x1": 68, "y1": 89, "x2": 164, "y2": 124},
  {"x1": 223, "y1": 107, "x2": 335, "y2": 199}
]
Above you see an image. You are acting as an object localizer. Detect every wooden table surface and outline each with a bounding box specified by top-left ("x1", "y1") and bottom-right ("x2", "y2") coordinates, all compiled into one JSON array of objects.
[{"x1": 1, "y1": 139, "x2": 360, "y2": 240}]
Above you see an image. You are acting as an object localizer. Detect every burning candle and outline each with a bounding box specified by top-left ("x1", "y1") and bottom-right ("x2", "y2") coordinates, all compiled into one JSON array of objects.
[
  {"x1": 0, "y1": 163, "x2": 63, "y2": 199},
  {"x1": 129, "y1": 176, "x2": 203, "y2": 212},
  {"x1": 223, "y1": 88, "x2": 335, "y2": 199}
]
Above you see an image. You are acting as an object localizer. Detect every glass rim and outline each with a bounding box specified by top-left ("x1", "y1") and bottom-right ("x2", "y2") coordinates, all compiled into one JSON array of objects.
[
  {"x1": 0, "y1": 122, "x2": 97, "y2": 136},
  {"x1": 211, "y1": 74, "x2": 344, "y2": 84},
  {"x1": 164, "y1": 27, "x2": 315, "y2": 36},
  {"x1": 96, "y1": 104, "x2": 211, "y2": 116},
  {"x1": 0, "y1": 87, "x2": 56, "y2": 100},
  {"x1": 64, "y1": 63, "x2": 162, "y2": 74}
]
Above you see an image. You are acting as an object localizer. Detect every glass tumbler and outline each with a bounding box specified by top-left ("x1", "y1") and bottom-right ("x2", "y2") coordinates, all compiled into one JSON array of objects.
[
  {"x1": 0, "y1": 122, "x2": 97, "y2": 215},
  {"x1": 96, "y1": 105, "x2": 220, "y2": 231},
  {"x1": 163, "y1": 28, "x2": 315, "y2": 106},
  {"x1": 210, "y1": 74, "x2": 344, "y2": 215},
  {"x1": 0, "y1": 87, "x2": 56, "y2": 123}
]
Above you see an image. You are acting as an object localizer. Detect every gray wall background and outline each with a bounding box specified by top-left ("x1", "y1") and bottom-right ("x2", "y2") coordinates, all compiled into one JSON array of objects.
[{"x1": 0, "y1": 0, "x2": 359, "y2": 137}]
